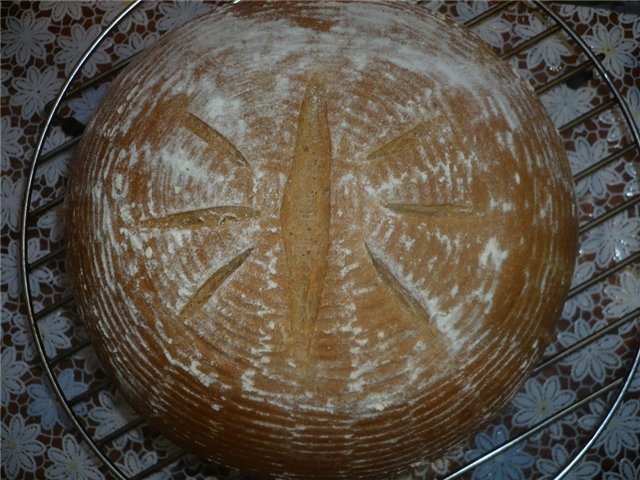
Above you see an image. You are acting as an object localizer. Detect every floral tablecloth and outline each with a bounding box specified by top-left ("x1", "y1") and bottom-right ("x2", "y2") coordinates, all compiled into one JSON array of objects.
[{"x1": 1, "y1": 1, "x2": 639, "y2": 479}]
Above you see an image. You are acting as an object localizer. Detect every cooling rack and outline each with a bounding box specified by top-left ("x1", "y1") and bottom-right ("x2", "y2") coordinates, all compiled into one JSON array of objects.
[{"x1": 16, "y1": 1, "x2": 639, "y2": 479}]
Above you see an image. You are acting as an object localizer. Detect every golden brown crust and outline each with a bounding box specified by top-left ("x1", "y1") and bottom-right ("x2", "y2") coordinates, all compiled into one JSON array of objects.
[{"x1": 65, "y1": 2, "x2": 578, "y2": 478}]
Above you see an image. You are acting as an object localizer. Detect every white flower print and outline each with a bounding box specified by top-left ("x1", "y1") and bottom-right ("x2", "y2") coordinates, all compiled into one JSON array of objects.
[
  {"x1": 89, "y1": 390, "x2": 141, "y2": 448},
  {"x1": 113, "y1": 31, "x2": 159, "y2": 60},
  {"x1": 605, "y1": 458, "x2": 640, "y2": 480},
  {"x1": 36, "y1": 150, "x2": 72, "y2": 189},
  {"x1": 26, "y1": 381, "x2": 68, "y2": 430},
  {"x1": 618, "y1": 316, "x2": 638, "y2": 336},
  {"x1": 560, "y1": 281, "x2": 598, "y2": 325},
  {"x1": 1, "y1": 116, "x2": 24, "y2": 168},
  {"x1": 42, "y1": 125, "x2": 71, "y2": 155},
  {"x1": 624, "y1": 160, "x2": 639, "y2": 198},
  {"x1": 474, "y1": 18, "x2": 511, "y2": 50},
  {"x1": 38, "y1": 310, "x2": 72, "y2": 357},
  {"x1": 121, "y1": 450, "x2": 171, "y2": 480},
  {"x1": 1, "y1": 62, "x2": 10, "y2": 104},
  {"x1": 9, "y1": 311, "x2": 37, "y2": 362},
  {"x1": 399, "y1": 460, "x2": 428, "y2": 479},
  {"x1": 514, "y1": 15, "x2": 571, "y2": 70},
  {"x1": 151, "y1": 434, "x2": 181, "y2": 456},
  {"x1": 540, "y1": 84, "x2": 597, "y2": 128},
  {"x1": 156, "y1": 1, "x2": 213, "y2": 32},
  {"x1": 1, "y1": 414, "x2": 46, "y2": 479},
  {"x1": 54, "y1": 24, "x2": 112, "y2": 77},
  {"x1": 1, "y1": 345, "x2": 28, "y2": 406},
  {"x1": 1, "y1": 64, "x2": 9, "y2": 94},
  {"x1": 38, "y1": 126, "x2": 73, "y2": 188},
  {"x1": 557, "y1": 4, "x2": 595, "y2": 25},
  {"x1": 79, "y1": 347, "x2": 101, "y2": 375},
  {"x1": 56, "y1": 368, "x2": 89, "y2": 405},
  {"x1": 455, "y1": 1, "x2": 490, "y2": 21},
  {"x1": 568, "y1": 129, "x2": 632, "y2": 198},
  {"x1": 3, "y1": 238, "x2": 62, "y2": 299},
  {"x1": 1, "y1": 175, "x2": 24, "y2": 232},
  {"x1": 46, "y1": 434, "x2": 105, "y2": 480},
  {"x1": 97, "y1": 0, "x2": 148, "y2": 31},
  {"x1": 1, "y1": 240, "x2": 21, "y2": 298},
  {"x1": 604, "y1": 268, "x2": 640, "y2": 318},
  {"x1": 27, "y1": 370, "x2": 86, "y2": 429},
  {"x1": 578, "y1": 398, "x2": 640, "y2": 457},
  {"x1": 457, "y1": 2, "x2": 510, "y2": 48},
  {"x1": 586, "y1": 23, "x2": 638, "y2": 80},
  {"x1": 562, "y1": 261, "x2": 598, "y2": 321},
  {"x1": 623, "y1": 87, "x2": 640, "y2": 130},
  {"x1": 464, "y1": 424, "x2": 534, "y2": 480},
  {"x1": 37, "y1": 208, "x2": 65, "y2": 244},
  {"x1": 580, "y1": 213, "x2": 640, "y2": 267},
  {"x1": 558, "y1": 319, "x2": 622, "y2": 383},
  {"x1": 536, "y1": 444, "x2": 600, "y2": 479},
  {"x1": 9, "y1": 66, "x2": 64, "y2": 119},
  {"x1": 1, "y1": 9, "x2": 55, "y2": 67},
  {"x1": 570, "y1": 254, "x2": 595, "y2": 290},
  {"x1": 598, "y1": 106, "x2": 629, "y2": 145},
  {"x1": 511, "y1": 376, "x2": 576, "y2": 439},
  {"x1": 568, "y1": 136, "x2": 609, "y2": 176},
  {"x1": 543, "y1": 340, "x2": 557, "y2": 358},
  {"x1": 29, "y1": 236, "x2": 66, "y2": 287},
  {"x1": 509, "y1": 56, "x2": 534, "y2": 83},
  {"x1": 68, "y1": 83, "x2": 110, "y2": 124},
  {"x1": 2, "y1": 294, "x2": 11, "y2": 319},
  {"x1": 427, "y1": 447, "x2": 465, "y2": 476},
  {"x1": 39, "y1": 1, "x2": 85, "y2": 22},
  {"x1": 599, "y1": 87, "x2": 640, "y2": 144},
  {"x1": 574, "y1": 160, "x2": 621, "y2": 200},
  {"x1": 631, "y1": 366, "x2": 640, "y2": 392}
]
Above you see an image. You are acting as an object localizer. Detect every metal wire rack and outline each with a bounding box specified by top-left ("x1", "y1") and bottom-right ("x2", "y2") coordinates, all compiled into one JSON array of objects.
[{"x1": 19, "y1": 1, "x2": 640, "y2": 479}]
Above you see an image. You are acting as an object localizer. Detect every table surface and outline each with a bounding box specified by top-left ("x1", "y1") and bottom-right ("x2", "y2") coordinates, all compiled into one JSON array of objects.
[{"x1": 2, "y1": 1, "x2": 639, "y2": 479}]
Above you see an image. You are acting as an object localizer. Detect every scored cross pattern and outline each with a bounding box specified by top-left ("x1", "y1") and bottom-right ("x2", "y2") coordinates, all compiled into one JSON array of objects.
[{"x1": 138, "y1": 77, "x2": 478, "y2": 348}]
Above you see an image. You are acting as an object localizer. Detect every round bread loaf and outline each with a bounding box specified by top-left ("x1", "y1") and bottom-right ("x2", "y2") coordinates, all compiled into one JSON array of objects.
[{"x1": 65, "y1": 2, "x2": 578, "y2": 478}]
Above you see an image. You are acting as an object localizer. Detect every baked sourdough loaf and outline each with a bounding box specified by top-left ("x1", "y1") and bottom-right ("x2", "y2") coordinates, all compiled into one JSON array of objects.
[{"x1": 65, "y1": 2, "x2": 578, "y2": 478}]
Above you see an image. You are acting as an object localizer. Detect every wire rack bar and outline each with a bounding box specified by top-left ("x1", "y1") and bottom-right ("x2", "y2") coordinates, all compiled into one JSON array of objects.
[
  {"x1": 531, "y1": 4, "x2": 640, "y2": 475},
  {"x1": 444, "y1": 367, "x2": 631, "y2": 480},
  {"x1": 556, "y1": 343, "x2": 640, "y2": 480},
  {"x1": 20, "y1": 1, "x2": 640, "y2": 479},
  {"x1": 29, "y1": 194, "x2": 66, "y2": 218},
  {"x1": 44, "y1": 54, "x2": 139, "y2": 112},
  {"x1": 26, "y1": 246, "x2": 65, "y2": 273},
  {"x1": 500, "y1": 24, "x2": 562, "y2": 60},
  {"x1": 33, "y1": 294, "x2": 74, "y2": 321},
  {"x1": 573, "y1": 143, "x2": 636, "y2": 183},
  {"x1": 130, "y1": 450, "x2": 187, "y2": 480},
  {"x1": 19, "y1": 3, "x2": 143, "y2": 480},
  {"x1": 568, "y1": 251, "x2": 640, "y2": 298},
  {"x1": 578, "y1": 194, "x2": 640, "y2": 236},
  {"x1": 48, "y1": 339, "x2": 92, "y2": 367},
  {"x1": 67, "y1": 379, "x2": 113, "y2": 407},
  {"x1": 463, "y1": 2, "x2": 512, "y2": 28},
  {"x1": 37, "y1": 136, "x2": 81, "y2": 167},
  {"x1": 534, "y1": 54, "x2": 604, "y2": 95},
  {"x1": 559, "y1": 98, "x2": 617, "y2": 134},
  {"x1": 95, "y1": 417, "x2": 146, "y2": 447},
  {"x1": 533, "y1": 308, "x2": 639, "y2": 375}
]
